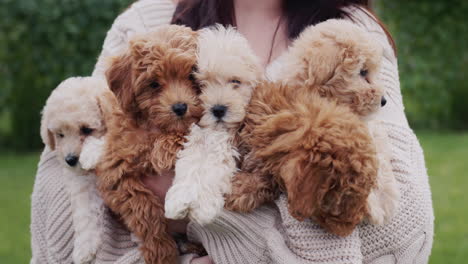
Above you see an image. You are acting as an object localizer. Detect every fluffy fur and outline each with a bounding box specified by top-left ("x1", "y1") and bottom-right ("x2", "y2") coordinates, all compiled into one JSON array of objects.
[
  {"x1": 278, "y1": 19, "x2": 400, "y2": 225},
  {"x1": 40, "y1": 77, "x2": 108, "y2": 263},
  {"x1": 226, "y1": 19, "x2": 399, "y2": 236},
  {"x1": 95, "y1": 25, "x2": 202, "y2": 264},
  {"x1": 165, "y1": 25, "x2": 262, "y2": 225},
  {"x1": 366, "y1": 120, "x2": 399, "y2": 225}
]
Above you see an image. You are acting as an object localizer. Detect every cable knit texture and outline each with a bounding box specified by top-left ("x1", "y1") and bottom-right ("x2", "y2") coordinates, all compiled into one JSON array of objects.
[{"x1": 31, "y1": 0, "x2": 434, "y2": 263}]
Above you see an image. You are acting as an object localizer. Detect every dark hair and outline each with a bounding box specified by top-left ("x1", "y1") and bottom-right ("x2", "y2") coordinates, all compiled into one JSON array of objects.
[{"x1": 171, "y1": 0, "x2": 396, "y2": 54}]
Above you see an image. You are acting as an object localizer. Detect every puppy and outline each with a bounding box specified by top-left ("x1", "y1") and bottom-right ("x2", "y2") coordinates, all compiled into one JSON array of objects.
[
  {"x1": 278, "y1": 19, "x2": 399, "y2": 226},
  {"x1": 95, "y1": 25, "x2": 202, "y2": 264},
  {"x1": 226, "y1": 19, "x2": 398, "y2": 236},
  {"x1": 165, "y1": 25, "x2": 262, "y2": 225},
  {"x1": 40, "y1": 77, "x2": 108, "y2": 264}
]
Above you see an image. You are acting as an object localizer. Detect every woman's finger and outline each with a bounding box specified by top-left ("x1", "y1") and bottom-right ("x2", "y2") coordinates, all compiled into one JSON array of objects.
[{"x1": 190, "y1": 255, "x2": 214, "y2": 264}]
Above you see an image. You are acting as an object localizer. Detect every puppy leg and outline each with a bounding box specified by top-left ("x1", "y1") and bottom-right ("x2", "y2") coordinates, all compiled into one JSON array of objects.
[
  {"x1": 366, "y1": 121, "x2": 399, "y2": 225},
  {"x1": 100, "y1": 176, "x2": 178, "y2": 264},
  {"x1": 225, "y1": 171, "x2": 278, "y2": 213},
  {"x1": 188, "y1": 129, "x2": 239, "y2": 225},
  {"x1": 165, "y1": 125, "x2": 204, "y2": 220},
  {"x1": 67, "y1": 173, "x2": 105, "y2": 264}
]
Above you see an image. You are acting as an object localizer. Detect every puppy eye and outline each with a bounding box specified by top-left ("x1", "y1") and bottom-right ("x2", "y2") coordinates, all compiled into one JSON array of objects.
[
  {"x1": 230, "y1": 79, "x2": 242, "y2": 85},
  {"x1": 57, "y1": 133, "x2": 64, "y2": 138},
  {"x1": 189, "y1": 72, "x2": 196, "y2": 82},
  {"x1": 80, "y1": 127, "x2": 94, "y2": 136},
  {"x1": 193, "y1": 84, "x2": 202, "y2": 95},
  {"x1": 360, "y1": 69, "x2": 368, "y2": 77},
  {"x1": 149, "y1": 81, "x2": 160, "y2": 89},
  {"x1": 189, "y1": 65, "x2": 198, "y2": 82}
]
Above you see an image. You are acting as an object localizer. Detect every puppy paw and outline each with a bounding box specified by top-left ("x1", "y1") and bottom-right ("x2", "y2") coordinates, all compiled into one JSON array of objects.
[
  {"x1": 367, "y1": 183, "x2": 400, "y2": 225},
  {"x1": 80, "y1": 137, "x2": 105, "y2": 170},
  {"x1": 189, "y1": 193, "x2": 225, "y2": 225},
  {"x1": 164, "y1": 187, "x2": 193, "y2": 220},
  {"x1": 72, "y1": 243, "x2": 97, "y2": 264},
  {"x1": 225, "y1": 192, "x2": 262, "y2": 213}
]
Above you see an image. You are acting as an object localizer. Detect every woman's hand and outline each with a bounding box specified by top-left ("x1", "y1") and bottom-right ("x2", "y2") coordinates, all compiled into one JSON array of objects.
[
  {"x1": 142, "y1": 170, "x2": 188, "y2": 234},
  {"x1": 191, "y1": 256, "x2": 214, "y2": 264}
]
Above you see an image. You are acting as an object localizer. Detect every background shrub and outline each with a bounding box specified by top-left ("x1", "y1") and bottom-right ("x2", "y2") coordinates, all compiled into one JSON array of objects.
[
  {"x1": 376, "y1": 0, "x2": 468, "y2": 129},
  {"x1": 0, "y1": 0, "x2": 132, "y2": 150}
]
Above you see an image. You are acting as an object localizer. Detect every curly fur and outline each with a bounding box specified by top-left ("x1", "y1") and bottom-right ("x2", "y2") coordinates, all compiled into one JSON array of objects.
[
  {"x1": 95, "y1": 25, "x2": 201, "y2": 264},
  {"x1": 165, "y1": 25, "x2": 262, "y2": 225},
  {"x1": 40, "y1": 77, "x2": 108, "y2": 263},
  {"x1": 226, "y1": 19, "x2": 398, "y2": 236},
  {"x1": 366, "y1": 120, "x2": 400, "y2": 225}
]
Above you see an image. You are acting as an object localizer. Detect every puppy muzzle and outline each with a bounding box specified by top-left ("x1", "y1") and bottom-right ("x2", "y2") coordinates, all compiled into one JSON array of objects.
[
  {"x1": 381, "y1": 96, "x2": 387, "y2": 107},
  {"x1": 211, "y1": 104, "x2": 227, "y2": 120},
  {"x1": 172, "y1": 103, "x2": 188, "y2": 117},
  {"x1": 65, "y1": 154, "x2": 79, "y2": 167}
]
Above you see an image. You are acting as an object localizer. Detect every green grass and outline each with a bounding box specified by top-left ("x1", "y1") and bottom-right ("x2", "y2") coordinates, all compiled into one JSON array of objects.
[
  {"x1": 419, "y1": 131, "x2": 468, "y2": 264},
  {"x1": 0, "y1": 152, "x2": 39, "y2": 263},
  {"x1": 0, "y1": 131, "x2": 467, "y2": 263}
]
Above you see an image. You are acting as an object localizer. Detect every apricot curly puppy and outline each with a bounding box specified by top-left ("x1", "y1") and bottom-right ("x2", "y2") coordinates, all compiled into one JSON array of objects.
[
  {"x1": 278, "y1": 19, "x2": 399, "y2": 226},
  {"x1": 165, "y1": 25, "x2": 262, "y2": 225},
  {"x1": 226, "y1": 20, "x2": 398, "y2": 236},
  {"x1": 95, "y1": 25, "x2": 202, "y2": 264}
]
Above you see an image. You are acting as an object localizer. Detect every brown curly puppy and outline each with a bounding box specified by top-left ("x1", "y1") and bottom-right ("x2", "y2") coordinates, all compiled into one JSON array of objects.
[
  {"x1": 226, "y1": 19, "x2": 384, "y2": 236},
  {"x1": 95, "y1": 25, "x2": 202, "y2": 264}
]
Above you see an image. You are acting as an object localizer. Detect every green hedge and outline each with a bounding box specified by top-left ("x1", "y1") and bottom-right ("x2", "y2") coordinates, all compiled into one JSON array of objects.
[
  {"x1": 377, "y1": 0, "x2": 468, "y2": 129},
  {"x1": 0, "y1": 0, "x2": 132, "y2": 150}
]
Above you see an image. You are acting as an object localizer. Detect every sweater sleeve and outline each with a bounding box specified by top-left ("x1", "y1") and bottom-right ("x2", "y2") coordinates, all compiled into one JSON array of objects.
[
  {"x1": 91, "y1": 4, "x2": 148, "y2": 77},
  {"x1": 30, "y1": 149, "x2": 147, "y2": 264},
  {"x1": 188, "y1": 200, "x2": 363, "y2": 264},
  {"x1": 92, "y1": 0, "x2": 175, "y2": 77}
]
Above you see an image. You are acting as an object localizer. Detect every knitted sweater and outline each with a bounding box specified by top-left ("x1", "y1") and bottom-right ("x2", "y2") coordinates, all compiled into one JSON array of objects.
[{"x1": 30, "y1": 0, "x2": 434, "y2": 263}]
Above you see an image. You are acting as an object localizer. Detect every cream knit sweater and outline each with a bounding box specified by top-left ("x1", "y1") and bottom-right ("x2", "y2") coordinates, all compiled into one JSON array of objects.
[{"x1": 30, "y1": 0, "x2": 434, "y2": 263}]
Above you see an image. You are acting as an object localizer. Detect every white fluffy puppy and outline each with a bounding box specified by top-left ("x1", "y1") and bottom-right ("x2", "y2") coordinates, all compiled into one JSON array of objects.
[
  {"x1": 165, "y1": 25, "x2": 262, "y2": 225},
  {"x1": 41, "y1": 77, "x2": 109, "y2": 263}
]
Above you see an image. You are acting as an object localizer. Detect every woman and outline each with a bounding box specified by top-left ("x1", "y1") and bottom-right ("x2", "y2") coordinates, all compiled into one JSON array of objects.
[{"x1": 31, "y1": 0, "x2": 434, "y2": 263}]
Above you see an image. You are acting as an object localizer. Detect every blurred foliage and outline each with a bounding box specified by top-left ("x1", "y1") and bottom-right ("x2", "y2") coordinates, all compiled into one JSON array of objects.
[
  {"x1": 0, "y1": 0, "x2": 467, "y2": 151},
  {"x1": 376, "y1": 0, "x2": 468, "y2": 129},
  {"x1": 0, "y1": 0, "x2": 132, "y2": 150}
]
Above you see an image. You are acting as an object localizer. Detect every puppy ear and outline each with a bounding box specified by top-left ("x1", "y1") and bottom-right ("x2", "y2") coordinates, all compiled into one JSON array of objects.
[
  {"x1": 95, "y1": 96, "x2": 108, "y2": 133},
  {"x1": 105, "y1": 53, "x2": 135, "y2": 113},
  {"x1": 281, "y1": 148, "x2": 363, "y2": 237},
  {"x1": 95, "y1": 90, "x2": 122, "y2": 132},
  {"x1": 42, "y1": 129, "x2": 56, "y2": 150},
  {"x1": 40, "y1": 114, "x2": 55, "y2": 150}
]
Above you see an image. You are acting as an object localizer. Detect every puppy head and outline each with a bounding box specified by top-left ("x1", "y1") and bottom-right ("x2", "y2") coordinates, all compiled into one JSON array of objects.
[
  {"x1": 195, "y1": 25, "x2": 262, "y2": 130},
  {"x1": 282, "y1": 19, "x2": 385, "y2": 118},
  {"x1": 41, "y1": 77, "x2": 108, "y2": 171},
  {"x1": 106, "y1": 25, "x2": 202, "y2": 134}
]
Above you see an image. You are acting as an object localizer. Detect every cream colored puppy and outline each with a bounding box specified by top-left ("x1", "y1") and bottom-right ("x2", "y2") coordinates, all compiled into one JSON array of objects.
[
  {"x1": 41, "y1": 77, "x2": 109, "y2": 263},
  {"x1": 165, "y1": 25, "x2": 262, "y2": 225}
]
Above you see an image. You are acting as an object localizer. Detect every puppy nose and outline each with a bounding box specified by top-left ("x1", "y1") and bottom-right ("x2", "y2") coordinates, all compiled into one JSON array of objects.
[
  {"x1": 212, "y1": 105, "x2": 227, "y2": 119},
  {"x1": 381, "y1": 96, "x2": 387, "y2": 107},
  {"x1": 65, "y1": 155, "x2": 79, "y2": 167},
  {"x1": 172, "y1": 103, "x2": 188, "y2": 116}
]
